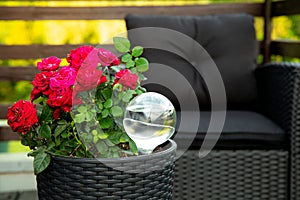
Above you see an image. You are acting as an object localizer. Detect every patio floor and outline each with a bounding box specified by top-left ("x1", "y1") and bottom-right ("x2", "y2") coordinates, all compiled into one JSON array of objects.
[{"x1": 0, "y1": 191, "x2": 37, "y2": 200}]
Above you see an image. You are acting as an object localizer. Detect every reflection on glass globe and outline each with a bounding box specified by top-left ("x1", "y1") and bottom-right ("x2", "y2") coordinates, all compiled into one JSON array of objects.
[{"x1": 123, "y1": 92, "x2": 176, "y2": 154}]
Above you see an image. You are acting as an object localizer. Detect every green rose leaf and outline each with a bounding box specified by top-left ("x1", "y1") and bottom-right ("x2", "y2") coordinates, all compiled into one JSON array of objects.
[
  {"x1": 104, "y1": 98, "x2": 113, "y2": 108},
  {"x1": 111, "y1": 106, "x2": 123, "y2": 117},
  {"x1": 47, "y1": 142, "x2": 55, "y2": 150},
  {"x1": 113, "y1": 37, "x2": 130, "y2": 53},
  {"x1": 75, "y1": 113, "x2": 85, "y2": 123},
  {"x1": 129, "y1": 139, "x2": 138, "y2": 155},
  {"x1": 96, "y1": 90, "x2": 105, "y2": 102},
  {"x1": 39, "y1": 124, "x2": 51, "y2": 139},
  {"x1": 120, "y1": 133, "x2": 130, "y2": 142},
  {"x1": 102, "y1": 88, "x2": 112, "y2": 100},
  {"x1": 122, "y1": 90, "x2": 136, "y2": 103},
  {"x1": 108, "y1": 132, "x2": 123, "y2": 144},
  {"x1": 98, "y1": 103, "x2": 103, "y2": 110},
  {"x1": 85, "y1": 112, "x2": 94, "y2": 122},
  {"x1": 27, "y1": 149, "x2": 39, "y2": 157},
  {"x1": 77, "y1": 105, "x2": 87, "y2": 113},
  {"x1": 54, "y1": 124, "x2": 67, "y2": 137},
  {"x1": 92, "y1": 130, "x2": 98, "y2": 136},
  {"x1": 55, "y1": 136, "x2": 61, "y2": 146},
  {"x1": 61, "y1": 131, "x2": 68, "y2": 138},
  {"x1": 135, "y1": 57, "x2": 149, "y2": 72},
  {"x1": 21, "y1": 138, "x2": 30, "y2": 146},
  {"x1": 137, "y1": 72, "x2": 147, "y2": 81},
  {"x1": 130, "y1": 67, "x2": 137, "y2": 74},
  {"x1": 93, "y1": 135, "x2": 99, "y2": 143},
  {"x1": 132, "y1": 46, "x2": 143, "y2": 57},
  {"x1": 99, "y1": 132, "x2": 109, "y2": 139},
  {"x1": 33, "y1": 151, "x2": 50, "y2": 175},
  {"x1": 100, "y1": 117, "x2": 113, "y2": 129},
  {"x1": 125, "y1": 60, "x2": 135, "y2": 68},
  {"x1": 36, "y1": 106, "x2": 43, "y2": 118},
  {"x1": 121, "y1": 53, "x2": 132, "y2": 62},
  {"x1": 57, "y1": 120, "x2": 67, "y2": 125},
  {"x1": 91, "y1": 108, "x2": 97, "y2": 113},
  {"x1": 110, "y1": 66, "x2": 122, "y2": 72},
  {"x1": 95, "y1": 140, "x2": 108, "y2": 154},
  {"x1": 40, "y1": 104, "x2": 53, "y2": 122},
  {"x1": 102, "y1": 109, "x2": 109, "y2": 118}
]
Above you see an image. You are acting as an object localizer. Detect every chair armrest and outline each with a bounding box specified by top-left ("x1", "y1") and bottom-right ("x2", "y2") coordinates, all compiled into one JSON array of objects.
[
  {"x1": 256, "y1": 62, "x2": 300, "y2": 199},
  {"x1": 256, "y1": 62, "x2": 300, "y2": 131}
]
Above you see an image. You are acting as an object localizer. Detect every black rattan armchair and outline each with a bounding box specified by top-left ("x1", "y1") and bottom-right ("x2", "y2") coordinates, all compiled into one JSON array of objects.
[{"x1": 125, "y1": 13, "x2": 300, "y2": 200}]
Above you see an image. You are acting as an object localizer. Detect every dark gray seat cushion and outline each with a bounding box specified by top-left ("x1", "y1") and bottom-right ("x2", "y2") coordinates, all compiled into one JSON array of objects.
[
  {"x1": 126, "y1": 13, "x2": 258, "y2": 110},
  {"x1": 174, "y1": 111, "x2": 287, "y2": 150}
]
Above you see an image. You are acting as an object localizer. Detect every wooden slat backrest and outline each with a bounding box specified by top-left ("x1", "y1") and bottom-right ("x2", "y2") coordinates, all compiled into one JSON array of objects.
[{"x1": 0, "y1": 4, "x2": 264, "y2": 20}]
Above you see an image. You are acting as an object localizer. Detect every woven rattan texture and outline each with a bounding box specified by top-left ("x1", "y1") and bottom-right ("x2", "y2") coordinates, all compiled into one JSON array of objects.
[
  {"x1": 173, "y1": 150, "x2": 288, "y2": 200},
  {"x1": 37, "y1": 147, "x2": 176, "y2": 200},
  {"x1": 257, "y1": 62, "x2": 300, "y2": 200}
]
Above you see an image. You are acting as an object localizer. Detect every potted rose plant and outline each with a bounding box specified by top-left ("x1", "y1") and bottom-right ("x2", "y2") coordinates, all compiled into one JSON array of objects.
[{"x1": 6, "y1": 37, "x2": 176, "y2": 199}]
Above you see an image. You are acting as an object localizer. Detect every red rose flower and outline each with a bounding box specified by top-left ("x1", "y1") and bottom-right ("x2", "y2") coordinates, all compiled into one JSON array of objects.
[
  {"x1": 47, "y1": 87, "x2": 73, "y2": 112},
  {"x1": 114, "y1": 69, "x2": 138, "y2": 90},
  {"x1": 75, "y1": 69, "x2": 106, "y2": 92},
  {"x1": 7, "y1": 100, "x2": 38, "y2": 134},
  {"x1": 74, "y1": 49, "x2": 107, "y2": 93},
  {"x1": 31, "y1": 71, "x2": 54, "y2": 101},
  {"x1": 53, "y1": 108, "x2": 60, "y2": 120},
  {"x1": 49, "y1": 66, "x2": 76, "y2": 91},
  {"x1": 98, "y1": 48, "x2": 120, "y2": 66},
  {"x1": 112, "y1": 57, "x2": 120, "y2": 66},
  {"x1": 67, "y1": 46, "x2": 95, "y2": 71},
  {"x1": 37, "y1": 56, "x2": 61, "y2": 71},
  {"x1": 82, "y1": 48, "x2": 99, "y2": 69},
  {"x1": 30, "y1": 88, "x2": 41, "y2": 102}
]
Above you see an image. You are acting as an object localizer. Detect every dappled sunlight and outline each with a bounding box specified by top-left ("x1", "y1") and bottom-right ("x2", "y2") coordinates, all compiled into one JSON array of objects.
[
  {"x1": 272, "y1": 16, "x2": 298, "y2": 40},
  {"x1": 0, "y1": 1, "x2": 212, "y2": 7},
  {"x1": 254, "y1": 17, "x2": 264, "y2": 40},
  {"x1": 0, "y1": 20, "x2": 126, "y2": 45}
]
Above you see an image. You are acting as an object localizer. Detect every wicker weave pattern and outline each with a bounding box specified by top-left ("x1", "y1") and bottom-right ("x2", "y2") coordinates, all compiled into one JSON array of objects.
[
  {"x1": 37, "y1": 141, "x2": 176, "y2": 200},
  {"x1": 257, "y1": 62, "x2": 300, "y2": 200},
  {"x1": 173, "y1": 150, "x2": 288, "y2": 200}
]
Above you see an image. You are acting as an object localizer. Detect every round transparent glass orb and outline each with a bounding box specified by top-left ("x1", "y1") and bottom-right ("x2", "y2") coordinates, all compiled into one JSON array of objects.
[{"x1": 123, "y1": 92, "x2": 176, "y2": 154}]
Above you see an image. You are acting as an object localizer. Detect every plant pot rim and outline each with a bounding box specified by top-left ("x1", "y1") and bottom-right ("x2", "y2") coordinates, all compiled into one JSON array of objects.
[{"x1": 51, "y1": 139, "x2": 177, "y2": 164}]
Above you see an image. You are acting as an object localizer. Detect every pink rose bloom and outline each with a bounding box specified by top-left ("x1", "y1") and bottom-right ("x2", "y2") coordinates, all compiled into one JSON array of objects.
[
  {"x1": 37, "y1": 56, "x2": 61, "y2": 71},
  {"x1": 67, "y1": 46, "x2": 95, "y2": 71},
  {"x1": 113, "y1": 69, "x2": 138, "y2": 90},
  {"x1": 98, "y1": 48, "x2": 120, "y2": 66},
  {"x1": 50, "y1": 66, "x2": 76, "y2": 91},
  {"x1": 47, "y1": 87, "x2": 73, "y2": 112}
]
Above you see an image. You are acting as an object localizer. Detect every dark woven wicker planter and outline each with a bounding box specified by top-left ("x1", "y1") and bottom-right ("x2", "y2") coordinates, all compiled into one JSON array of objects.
[{"x1": 37, "y1": 140, "x2": 177, "y2": 200}]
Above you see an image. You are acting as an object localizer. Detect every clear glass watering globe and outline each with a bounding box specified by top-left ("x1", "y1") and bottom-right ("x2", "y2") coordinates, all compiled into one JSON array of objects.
[{"x1": 123, "y1": 92, "x2": 176, "y2": 154}]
